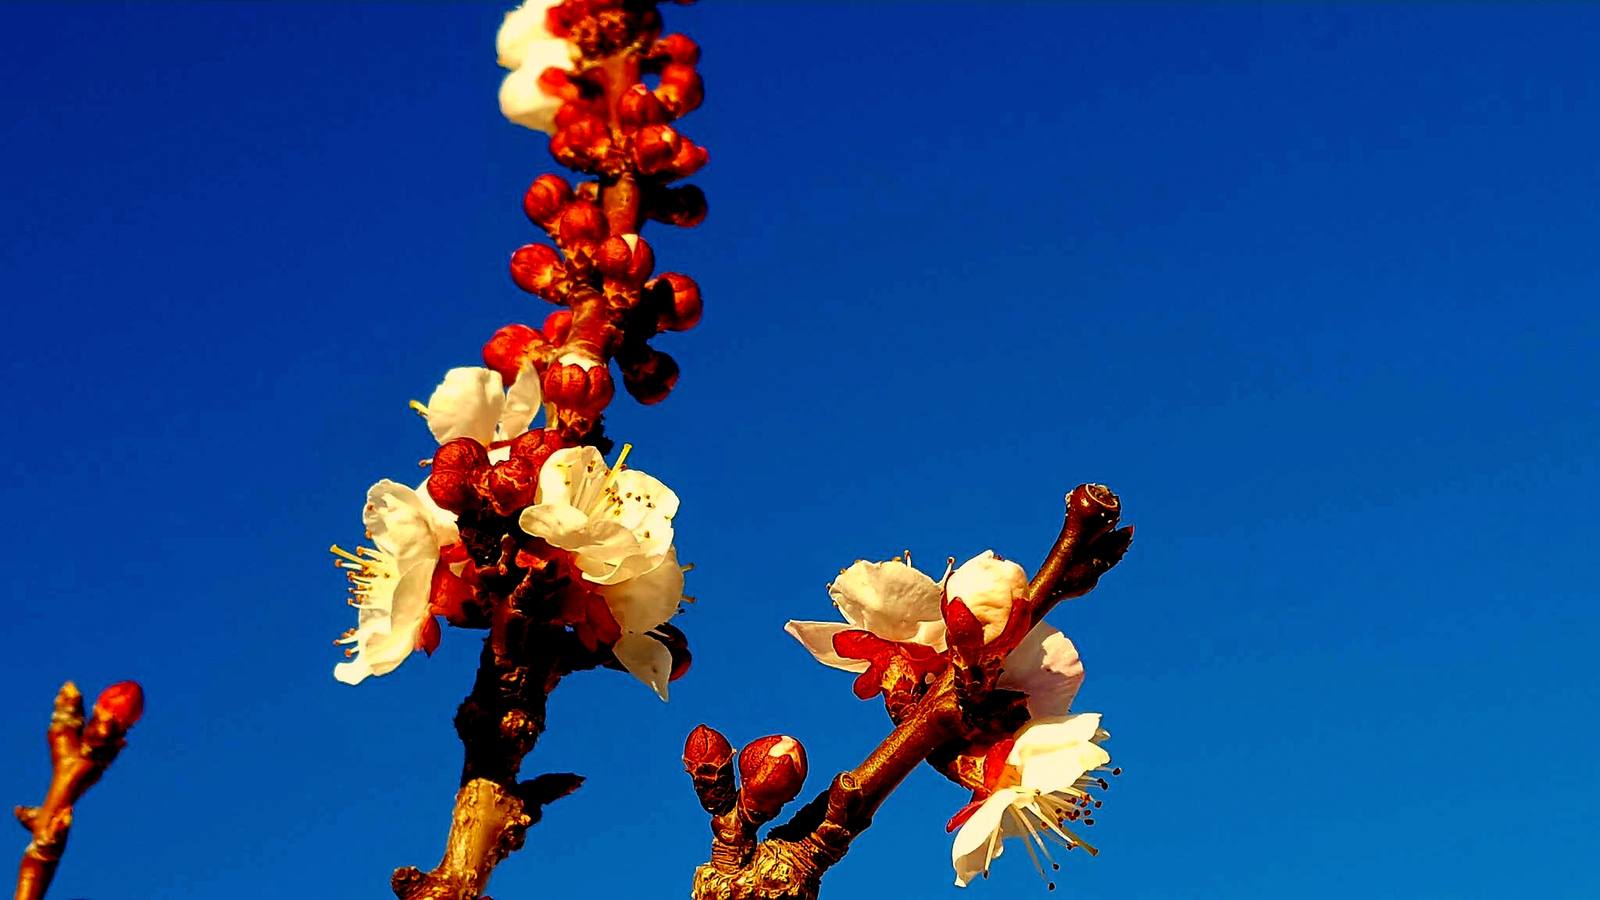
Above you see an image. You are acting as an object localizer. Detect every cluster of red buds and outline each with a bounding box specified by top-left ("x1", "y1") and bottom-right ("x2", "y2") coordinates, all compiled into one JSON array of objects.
[
  {"x1": 494, "y1": 0, "x2": 708, "y2": 440},
  {"x1": 683, "y1": 725, "x2": 810, "y2": 822}
]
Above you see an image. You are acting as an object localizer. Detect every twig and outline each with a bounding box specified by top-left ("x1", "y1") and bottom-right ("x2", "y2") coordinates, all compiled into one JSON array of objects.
[
  {"x1": 12, "y1": 681, "x2": 143, "y2": 900},
  {"x1": 687, "y1": 486, "x2": 1133, "y2": 899}
]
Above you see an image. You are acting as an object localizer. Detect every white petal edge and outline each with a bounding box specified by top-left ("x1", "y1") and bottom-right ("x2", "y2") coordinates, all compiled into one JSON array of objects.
[
  {"x1": 614, "y1": 633, "x2": 672, "y2": 701},
  {"x1": 783, "y1": 621, "x2": 871, "y2": 673}
]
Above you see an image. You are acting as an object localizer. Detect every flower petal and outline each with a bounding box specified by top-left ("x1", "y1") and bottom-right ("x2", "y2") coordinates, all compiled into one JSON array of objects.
[
  {"x1": 946, "y1": 550, "x2": 1029, "y2": 644},
  {"x1": 425, "y1": 367, "x2": 504, "y2": 445},
  {"x1": 535, "y1": 446, "x2": 606, "y2": 511},
  {"x1": 499, "y1": 64, "x2": 563, "y2": 135},
  {"x1": 613, "y1": 632, "x2": 672, "y2": 701},
  {"x1": 364, "y1": 480, "x2": 442, "y2": 567},
  {"x1": 334, "y1": 561, "x2": 433, "y2": 685},
  {"x1": 783, "y1": 621, "x2": 872, "y2": 673},
  {"x1": 828, "y1": 558, "x2": 943, "y2": 642},
  {"x1": 496, "y1": 364, "x2": 542, "y2": 441},
  {"x1": 951, "y1": 789, "x2": 1015, "y2": 887},
  {"x1": 496, "y1": 0, "x2": 561, "y2": 70},
  {"x1": 998, "y1": 622, "x2": 1085, "y2": 719},
  {"x1": 600, "y1": 549, "x2": 684, "y2": 634}
]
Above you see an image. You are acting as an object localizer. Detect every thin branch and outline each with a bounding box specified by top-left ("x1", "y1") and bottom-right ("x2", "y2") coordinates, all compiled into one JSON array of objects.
[{"x1": 13, "y1": 681, "x2": 142, "y2": 900}]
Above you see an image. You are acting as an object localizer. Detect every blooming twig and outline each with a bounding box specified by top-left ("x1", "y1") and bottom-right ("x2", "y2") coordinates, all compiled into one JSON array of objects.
[
  {"x1": 373, "y1": 1, "x2": 708, "y2": 896},
  {"x1": 684, "y1": 486, "x2": 1132, "y2": 899},
  {"x1": 11, "y1": 681, "x2": 144, "y2": 900}
]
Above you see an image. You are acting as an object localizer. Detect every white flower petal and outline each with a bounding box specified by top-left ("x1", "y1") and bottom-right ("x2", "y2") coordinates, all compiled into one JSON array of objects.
[
  {"x1": 334, "y1": 562, "x2": 433, "y2": 685},
  {"x1": 783, "y1": 621, "x2": 871, "y2": 673},
  {"x1": 496, "y1": 365, "x2": 542, "y2": 441},
  {"x1": 518, "y1": 502, "x2": 590, "y2": 546},
  {"x1": 828, "y1": 558, "x2": 942, "y2": 642},
  {"x1": 951, "y1": 789, "x2": 1016, "y2": 887},
  {"x1": 998, "y1": 622, "x2": 1085, "y2": 719},
  {"x1": 500, "y1": 64, "x2": 563, "y2": 135},
  {"x1": 613, "y1": 632, "x2": 673, "y2": 701},
  {"x1": 425, "y1": 367, "x2": 504, "y2": 445},
  {"x1": 601, "y1": 550, "x2": 684, "y2": 634},
  {"x1": 1018, "y1": 741, "x2": 1112, "y2": 794},
  {"x1": 412, "y1": 478, "x2": 461, "y2": 547},
  {"x1": 946, "y1": 550, "x2": 1028, "y2": 643},
  {"x1": 363, "y1": 480, "x2": 443, "y2": 568},
  {"x1": 496, "y1": 0, "x2": 558, "y2": 69},
  {"x1": 535, "y1": 446, "x2": 606, "y2": 511},
  {"x1": 1012, "y1": 714, "x2": 1104, "y2": 761}
]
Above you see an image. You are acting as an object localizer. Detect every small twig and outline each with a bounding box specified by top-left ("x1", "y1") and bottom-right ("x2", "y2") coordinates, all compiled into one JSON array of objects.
[
  {"x1": 13, "y1": 681, "x2": 143, "y2": 900},
  {"x1": 687, "y1": 486, "x2": 1132, "y2": 899}
]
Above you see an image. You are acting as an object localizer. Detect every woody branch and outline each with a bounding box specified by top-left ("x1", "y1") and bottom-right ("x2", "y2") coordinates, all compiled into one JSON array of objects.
[
  {"x1": 12, "y1": 681, "x2": 144, "y2": 900},
  {"x1": 684, "y1": 486, "x2": 1133, "y2": 900},
  {"x1": 388, "y1": 1, "x2": 707, "y2": 897}
]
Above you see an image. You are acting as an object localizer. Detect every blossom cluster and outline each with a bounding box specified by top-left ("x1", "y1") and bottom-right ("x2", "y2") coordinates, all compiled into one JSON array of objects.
[
  {"x1": 329, "y1": 0, "x2": 711, "y2": 703},
  {"x1": 786, "y1": 554, "x2": 1116, "y2": 888}
]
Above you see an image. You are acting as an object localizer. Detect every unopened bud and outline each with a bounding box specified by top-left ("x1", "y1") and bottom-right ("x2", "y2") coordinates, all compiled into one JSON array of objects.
[
  {"x1": 542, "y1": 309, "x2": 574, "y2": 343},
  {"x1": 510, "y1": 243, "x2": 567, "y2": 298},
  {"x1": 666, "y1": 139, "x2": 709, "y2": 178},
  {"x1": 92, "y1": 681, "x2": 144, "y2": 730},
  {"x1": 434, "y1": 437, "x2": 491, "y2": 473},
  {"x1": 655, "y1": 33, "x2": 700, "y2": 65},
  {"x1": 476, "y1": 457, "x2": 539, "y2": 516},
  {"x1": 738, "y1": 735, "x2": 808, "y2": 817},
  {"x1": 683, "y1": 723, "x2": 733, "y2": 772},
  {"x1": 509, "y1": 428, "x2": 565, "y2": 471},
  {"x1": 426, "y1": 469, "x2": 478, "y2": 514},
  {"x1": 523, "y1": 174, "x2": 572, "y2": 225},
  {"x1": 656, "y1": 64, "x2": 704, "y2": 115},
  {"x1": 648, "y1": 184, "x2": 707, "y2": 228},
  {"x1": 595, "y1": 233, "x2": 655, "y2": 284},
  {"x1": 620, "y1": 346, "x2": 679, "y2": 405},
  {"x1": 558, "y1": 202, "x2": 609, "y2": 246},
  {"x1": 482, "y1": 324, "x2": 547, "y2": 386},
  {"x1": 618, "y1": 84, "x2": 669, "y2": 129},
  {"x1": 542, "y1": 359, "x2": 615, "y2": 416},
  {"x1": 647, "y1": 272, "x2": 702, "y2": 332},
  {"x1": 634, "y1": 124, "x2": 682, "y2": 174},
  {"x1": 945, "y1": 551, "x2": 1029, "y2": 644}
]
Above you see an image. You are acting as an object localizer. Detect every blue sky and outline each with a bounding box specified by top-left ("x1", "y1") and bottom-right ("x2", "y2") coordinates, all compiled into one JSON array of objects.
[{"x1": 2, "y1": 3, "x2": 1597, "y2": 898}]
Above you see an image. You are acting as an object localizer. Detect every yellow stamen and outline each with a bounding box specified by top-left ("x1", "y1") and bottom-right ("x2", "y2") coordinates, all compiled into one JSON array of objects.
[
  {"x1": 409, "y1": 400, "x2": 429, "y2": 418},
  {"x1": 598, "y1": 442, "x2": 633, "y2": 497},
  {"x1": 329, "y1": 544, "x2": 364, "y2": 565}
]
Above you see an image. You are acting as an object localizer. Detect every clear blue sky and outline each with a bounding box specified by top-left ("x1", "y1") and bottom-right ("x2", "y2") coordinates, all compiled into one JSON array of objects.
[{"x1": 3, "y1": 3, "x2": 1597, "y2": 898}]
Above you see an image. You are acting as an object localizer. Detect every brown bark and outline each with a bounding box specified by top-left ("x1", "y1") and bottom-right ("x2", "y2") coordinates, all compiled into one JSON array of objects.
[{"x1": 12, "y1": 683, "x2": 135, "y2": 900}]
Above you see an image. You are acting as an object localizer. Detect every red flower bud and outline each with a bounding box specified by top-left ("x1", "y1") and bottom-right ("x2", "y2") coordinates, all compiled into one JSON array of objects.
[
  {"x1": 634, "y1": 124, "x2": 682, "y2": 174},
  {"x1": 618, "y1": 84, "x2": 669, "y2": 129},
  {"x1": 648, "y1": 272, "x2": 702, "y2": 332},
  {"x1": 542, "y1": 361, "x2": 615, "y2": 415},
  {"x1": 509, "y1": 428, "x2": 565, "y2": 471},
  {"x1": 620, "y1": 346, "x2": 679, "y2": 405},
  {"x1": 666, "y1": 139, "x2": 709, "y2": 178},
  {"x1": 738, "y1": 735, "x2": 808, "y2": 817},
  {"x1": 655, "y1": 33, "x2": 700, "y2": 66},
  {"x1": 558, "y1": 202, "x2": 608, "y2": 246},
  {"x1": 523, "y1": 174, "x2": 572, "y2": 225},
  {"x1": 510, "y1": 243, "x2": 567, "y2": 298},
  {"x1": 595, "y1": 234, "x2": 655, "y2": 285},
  {"x1": 433, "y1": 438, "x2": 490, "y2": 473},
  {"x1": 476, "y1": 457, "x2": 539, "y2": 516},
  {"x1": 648, "y1": 184, "x2": 707, "y2": 228},
  {"x1": 426, "y1": 469, "x2": 477, "y2": 514},
  {"x1": 543, "y1": 309, "x2": 574, "y2": 343},
  {"x1": 482, "y1": 324, "x2": 547, "y2": 385},
  {"x1": 656, "y1": 64, "x2": 704, "y2": 116},
  {"x1": 92, "y1": 681, "x2": 144, "y2": 730},
  {"x1": 683, "y1": 723, "x2": 734, "y2": 771}
]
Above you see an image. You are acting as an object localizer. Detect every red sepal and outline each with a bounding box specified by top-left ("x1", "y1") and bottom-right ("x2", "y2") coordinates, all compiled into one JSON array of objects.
[{"x1": 416, "y1": 616, "x2": 442, "y2": 656}]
